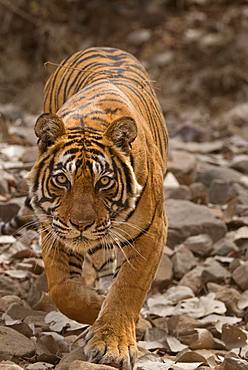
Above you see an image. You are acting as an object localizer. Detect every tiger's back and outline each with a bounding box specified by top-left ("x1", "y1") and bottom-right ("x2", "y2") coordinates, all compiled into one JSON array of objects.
[{"x1": 44, "y1": 47, "x2": 168, "y2": 170}]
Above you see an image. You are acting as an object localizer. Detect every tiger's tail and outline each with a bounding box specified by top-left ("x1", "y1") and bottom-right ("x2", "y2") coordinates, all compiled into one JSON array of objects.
[{"x1": 0, "y1": 196, "x2": 34, "y2": 235}]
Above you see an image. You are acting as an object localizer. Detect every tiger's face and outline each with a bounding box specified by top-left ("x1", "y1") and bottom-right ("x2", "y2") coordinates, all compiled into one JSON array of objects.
[{"x1": 29, "y1": 113, "x2": 142, "y2": 251}]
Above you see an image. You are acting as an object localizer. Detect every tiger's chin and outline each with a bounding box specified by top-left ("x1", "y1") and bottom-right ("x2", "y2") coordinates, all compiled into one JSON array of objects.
[{"x1": 53, "y1": 229, "x2": 112, "y2": 253}]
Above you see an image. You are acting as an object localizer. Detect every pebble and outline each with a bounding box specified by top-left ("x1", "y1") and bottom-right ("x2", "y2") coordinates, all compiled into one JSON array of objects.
[
  {"x1": 152, "y1": 51, "x2": 174, "y2": 67},
  {"x1": 184, "y1": 234, "x2": 213, "y2": 256},
  {"x1": 127, "y1": 29, "x2": 151, "y2": 45},
  {"x1": 0, "y1": 202, "x2": 20, "y2": 223},
  {"x1": 153, "y1": 253, "x2": 173, "y2": 290},
  {"x1": 168, "y1": 150, "x2": 196, "y2": 185},
  {"x1": 212, "y1": 238, "x2": 239, "y2": 256},
  {"x1": 209, "y1": 179, "x2": 234, "y2": 205},
  {"x1": 0, "y1": 362, "x2": 24, "y2": 370},
  {"x1": 0, "y1": 295, "x2": 23, "y2": 313},
  {"x1": 69, "y1": 361, "x2": 116, "y2": 370},
  {"x1": 164, "y1": 172, "x2": 179, "y2": 188},
  {"x1": 222, "y1": 356, "x2": 248, "y2": 370},
  {"x1": 166, "y1": 185, "x2": 192, "y2": 200},
  {"x1": 22, "y1": 146, "x2": 38, "y2": 163},
  {"x1": 26, "y1": 363, "x2": 54, "y2": 369},
  {"x1": 202, "y1": 258, "x2": 230, "y2": 284},
  {"x1": 232, "y1": 261, "x2": 248, "y2": 290},
  {"x1": 0, "y1": 326, "x2": 35, "y2": 358},
  {"x1": 179, "y1": 266, "x2": 204, "y2": 294},
  {"x1": 230, "y1": 155, "x2": 248, "y2": 174},
  {"x1": 172, "y1": 245, "x2": 197, "y2": 279},
  {"x1": 190, "y1": 182, "x2": 208, "y2": 204}
]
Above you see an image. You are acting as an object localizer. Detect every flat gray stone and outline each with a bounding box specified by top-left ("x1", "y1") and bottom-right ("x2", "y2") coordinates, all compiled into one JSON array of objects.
[
  {"x1": 0, "y1": 326, "x2": 35, "y2": 358},
  {"x1": 166, "y1": 199, "x2": 227, "y2": 247},
  {"x1": 202, "y1": 258, "x2": 230, "y2": 283},
  {"x1": 184, "y1": 234, "x2": 213, "y2": 256},
  {"x1": 196, "y1": 162, "x2": 241, "y2": 187},
  {"x1": 69, "y1": 361, "x2": 116, "y2": 370}
]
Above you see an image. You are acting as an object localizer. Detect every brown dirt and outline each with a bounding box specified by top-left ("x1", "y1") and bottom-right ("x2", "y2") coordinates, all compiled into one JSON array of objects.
[{"x1": 0, "y1": 0, "x2": 248, "y2": 138}]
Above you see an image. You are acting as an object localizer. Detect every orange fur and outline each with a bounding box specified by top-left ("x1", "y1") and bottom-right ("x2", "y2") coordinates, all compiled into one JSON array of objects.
[{"x1": 29, "y1": 47, "x2": 168, "y2": 370}]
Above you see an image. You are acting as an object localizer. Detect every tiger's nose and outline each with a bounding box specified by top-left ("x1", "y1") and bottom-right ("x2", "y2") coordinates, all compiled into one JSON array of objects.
[{"x1": 69, "y1": 217, "x2": 95, "y2": 231}]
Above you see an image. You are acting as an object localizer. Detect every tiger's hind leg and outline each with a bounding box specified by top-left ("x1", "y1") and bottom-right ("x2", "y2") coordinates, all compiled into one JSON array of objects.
[{"x1": 41, "y1": 232, "x2": 104, "y2": 325}]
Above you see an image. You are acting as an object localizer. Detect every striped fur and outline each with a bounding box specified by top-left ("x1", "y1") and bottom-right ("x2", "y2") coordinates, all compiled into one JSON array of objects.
[{"x1": 28, "y1": 47, "x2": 167, "y2": 369}]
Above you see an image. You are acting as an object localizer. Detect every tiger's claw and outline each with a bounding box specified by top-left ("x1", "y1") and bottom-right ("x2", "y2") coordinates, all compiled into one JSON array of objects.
[{"x1": 84, "y1": 321, "x2": 137, "y2": 370}]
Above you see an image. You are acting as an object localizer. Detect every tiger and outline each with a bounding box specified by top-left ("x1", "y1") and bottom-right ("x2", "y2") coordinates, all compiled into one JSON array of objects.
[{"x1": 3, "y1": 47, "x2": 168, "y2": 370}]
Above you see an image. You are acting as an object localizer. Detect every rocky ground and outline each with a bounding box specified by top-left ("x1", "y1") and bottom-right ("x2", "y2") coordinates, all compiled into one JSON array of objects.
[
  {"x1": 0, "y1": 0, "x2": 248, "y2": 369},
  {"x1": 0, "y1": 106, "x2": 248, "y2": 370}
]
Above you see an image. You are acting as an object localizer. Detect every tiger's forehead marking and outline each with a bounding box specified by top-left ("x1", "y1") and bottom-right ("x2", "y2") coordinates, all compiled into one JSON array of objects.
[{"x1": 54, "y1": 149, "x2": 110, "y2": 180}]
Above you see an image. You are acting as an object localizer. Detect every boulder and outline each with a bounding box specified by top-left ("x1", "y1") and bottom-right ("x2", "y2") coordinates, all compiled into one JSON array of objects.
[
  {"x1": 166, "y1": 199, "x2": 227, "y2": 247},
  {"x1": 196, "y1": 162, "x2": 241, "y2": 187}
]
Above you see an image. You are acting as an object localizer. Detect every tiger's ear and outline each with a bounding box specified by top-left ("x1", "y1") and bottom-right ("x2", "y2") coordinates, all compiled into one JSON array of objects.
[
  {"x1": 34, "y1": 113, "x2": 65, "y2": 152},
  {"x1": 105, "y1": 117, "x2": 137, "y2": 154}
]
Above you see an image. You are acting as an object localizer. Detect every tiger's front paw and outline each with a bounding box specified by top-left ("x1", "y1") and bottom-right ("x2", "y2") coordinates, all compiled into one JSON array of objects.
[{"x1": 84, "y1": 319, "x2": 137, "y2": 370}]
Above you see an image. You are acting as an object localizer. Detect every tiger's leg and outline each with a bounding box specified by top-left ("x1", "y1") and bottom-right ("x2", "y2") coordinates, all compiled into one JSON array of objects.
[
  {"x1": 86, "y1": 246, "x2": 117, "y2": 293},
  {"x1": 84, "y1": 209, "x2": 166, "y2": 369},
  {"x1": 41, "y1": 233, "x2": 104, "y2": 325}
]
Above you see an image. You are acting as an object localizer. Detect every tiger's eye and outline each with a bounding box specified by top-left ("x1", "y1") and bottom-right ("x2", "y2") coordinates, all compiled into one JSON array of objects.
[
  {"x1": 55, "y1": 174, "x2": 68, "y2": 184},
  {"x1": 99, "y1": 176, "x2": 111, "y2": 186}
]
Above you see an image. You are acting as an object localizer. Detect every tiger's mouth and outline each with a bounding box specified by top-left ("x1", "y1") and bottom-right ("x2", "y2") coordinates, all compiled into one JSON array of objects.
[{"x1": 51, "y1": 224, "x2": 111, "y2": 245}]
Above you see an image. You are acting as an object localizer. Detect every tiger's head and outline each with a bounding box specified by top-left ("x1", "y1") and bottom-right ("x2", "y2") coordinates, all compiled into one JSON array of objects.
[{"x1": 29, "y1": 113, "x2": 142, "y2": 251}]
